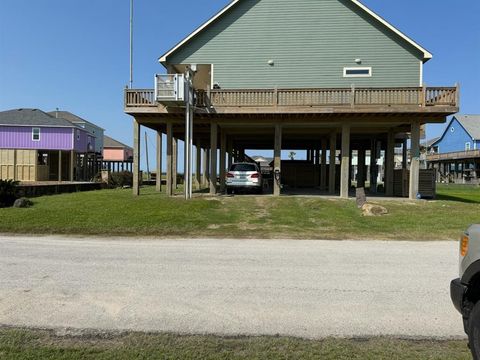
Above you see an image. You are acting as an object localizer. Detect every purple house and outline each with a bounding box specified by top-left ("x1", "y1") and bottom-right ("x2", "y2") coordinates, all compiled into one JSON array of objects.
[{"x1": 0, "y1": 109, "x2": 95, "y2": 182}]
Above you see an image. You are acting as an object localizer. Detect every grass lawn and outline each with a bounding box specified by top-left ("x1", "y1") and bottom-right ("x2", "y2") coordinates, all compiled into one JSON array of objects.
[
  {"x1": 0, "y1": 328, "x2": 471, "y2": 360},
  {"x1": 0, "y1": 184, "x2": 478, "y2": 240}
]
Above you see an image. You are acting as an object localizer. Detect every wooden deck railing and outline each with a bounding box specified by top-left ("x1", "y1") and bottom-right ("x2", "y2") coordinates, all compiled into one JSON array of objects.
[
  {"x1": 125, "y1": 86, "x2": 458, "y2": 109},
  {"x1": 125, "y1": 89, "x2": 156, "y2": 107},
  {"x1": 427, "y1": 149, "x2": 480, "y2": 162}
]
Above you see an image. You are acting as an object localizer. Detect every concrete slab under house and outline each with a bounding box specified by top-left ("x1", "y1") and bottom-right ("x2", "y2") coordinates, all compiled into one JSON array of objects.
[{"x1": 124, "y1": 0, "x2": 458, "y2": 200}]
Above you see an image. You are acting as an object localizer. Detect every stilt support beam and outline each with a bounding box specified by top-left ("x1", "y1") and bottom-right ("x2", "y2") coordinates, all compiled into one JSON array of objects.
[
  {"x1": 386, "y1": 129, "x2": 395, "y2": 196},
  {"x1": 156, "y1": 131, "x2": 162, "y2": 192},
  {"x1": 329, "y1": 132, "x2": 337, "y2": 194},
  {"x1": 166, "y1": 122, "x2": 173, "y2": 196},
  {"x1": 132, "y1": 119, "x2": 140, "y2": 196},
  {"x1": 274, "y1": 124, "x2": 282, "y2": 196},
  {"x1": 409, "y1": 121, "x2": 421, "y2": 200},
  {"x1": 340, "y1": 124, "x2": 350, "y2": 199},
  {"x1": 210, "y1": 123, "x2": 218, "y2": 195}
]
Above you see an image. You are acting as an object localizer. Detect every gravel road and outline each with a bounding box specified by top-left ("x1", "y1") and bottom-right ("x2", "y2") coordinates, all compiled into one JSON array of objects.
[{"x1": 0, "y1": 235, "x2": 464, "y2": 338}]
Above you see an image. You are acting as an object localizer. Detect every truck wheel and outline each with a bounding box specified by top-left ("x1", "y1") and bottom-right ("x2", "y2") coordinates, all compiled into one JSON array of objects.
[{"x1": 469, "y1": 301, "x2": 480, "y2": 360}]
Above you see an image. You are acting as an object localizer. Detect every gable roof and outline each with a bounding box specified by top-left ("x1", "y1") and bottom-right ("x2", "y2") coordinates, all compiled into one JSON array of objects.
[
  {"x1": 48, "y1": 110, "x2": 105, "y2": 131},
  {"x1": 425, "y1": 137, "x2": 440, "y2": 148},
  {"x1": 0, "y1": 108, "x2": 82, "y2": 128},
  {"x1": 432, "y1": 115, "x2": 480, "y2": 147},
  {"x1": 104, "y1": 135, "x2": 132, "y2": 150},
  {"x1": 455, "y1": 115, "x2": 480, "y2": 140},
  {"x1": 159, "y1": 0, "x2": 433, "y2": 64}
]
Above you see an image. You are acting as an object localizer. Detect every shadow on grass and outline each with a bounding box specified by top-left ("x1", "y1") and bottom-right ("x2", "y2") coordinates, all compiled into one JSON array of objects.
[{"x1": 436, "y1": 194, "x2": 480, "y2": 204}]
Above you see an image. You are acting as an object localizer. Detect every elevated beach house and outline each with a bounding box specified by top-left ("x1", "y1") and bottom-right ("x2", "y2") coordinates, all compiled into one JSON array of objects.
[
  {"x1": 125, "y1": 0, "x2": 458, "y2": 199},
  {"x1": 0, "y1": 109, "x2": 95, "y2": 182},
  {"x1": 48, "y1": 110, "x2": 105, "y2": 155},
  {"x1": 102, "y1": 135, "x2": 133, "y2": 172},
  {"x1": 427, "y1": 115, "x2": 480, "y2": 184}
]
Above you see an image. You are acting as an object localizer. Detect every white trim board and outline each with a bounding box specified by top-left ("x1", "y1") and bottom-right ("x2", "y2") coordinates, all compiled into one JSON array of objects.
[{"x1": 159, "y1": 0, "x2": 433, "y2": 64}]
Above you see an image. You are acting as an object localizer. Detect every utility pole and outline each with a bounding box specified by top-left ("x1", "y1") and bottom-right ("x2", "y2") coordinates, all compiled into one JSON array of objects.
[{"x1": 129, "y1": 0, "x2": 134, "y2": 89}]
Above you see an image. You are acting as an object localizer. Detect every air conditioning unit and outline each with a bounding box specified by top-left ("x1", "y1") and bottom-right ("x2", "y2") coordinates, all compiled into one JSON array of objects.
[{"x1": 155, "y1": 74, "x2": 185, "y2": 104}]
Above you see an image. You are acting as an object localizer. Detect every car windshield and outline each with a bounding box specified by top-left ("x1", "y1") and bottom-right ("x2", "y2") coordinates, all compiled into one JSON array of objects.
[{"x1": 230, "y1": 164, "x2": 257, "y2": 172}]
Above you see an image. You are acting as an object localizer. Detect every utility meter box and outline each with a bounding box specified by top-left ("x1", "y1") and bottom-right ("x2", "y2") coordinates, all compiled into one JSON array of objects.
[{"x1": 155, "y1": 74, "x2": 185, "y2": 104}]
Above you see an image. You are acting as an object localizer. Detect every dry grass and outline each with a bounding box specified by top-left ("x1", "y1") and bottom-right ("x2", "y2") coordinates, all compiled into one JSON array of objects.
[{"x1": 0, "y1": 327, "x2": 471, "y2": 360}]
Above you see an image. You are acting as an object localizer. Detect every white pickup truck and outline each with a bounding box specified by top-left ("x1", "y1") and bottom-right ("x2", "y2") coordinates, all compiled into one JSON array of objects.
[{"x1": 451, "y1": 224, "x2": 480, "y2": 359}]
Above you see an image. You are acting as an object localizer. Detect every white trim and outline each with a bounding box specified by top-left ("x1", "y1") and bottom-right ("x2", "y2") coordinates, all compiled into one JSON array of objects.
[
  {"x1": 419, "y1": 60, "x2": 423, "y2": 86},
  {"x1": 32, "y1": 127, "x2": 41, "y2": 141},
  {"x1": 0, "y1": 124, "x2": 77, "y2": 129},
  {"x1": 210, "y1": 64, "x2": 214, "y2": 90},
  {"x1": 343, "y1": 67, "x2": 372, "y2": 77},
  {"x1": 465, "y1": 142, "x2": 471, "y2": 151},
  {"x1": 159, "y1": 0, "x2": 433, "y2": 64}
]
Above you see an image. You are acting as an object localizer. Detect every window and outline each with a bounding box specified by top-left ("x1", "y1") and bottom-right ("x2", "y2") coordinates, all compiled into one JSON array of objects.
[
  {"x1": 32, "y1": 128, "x2": 40, "y2": 141},
  {"x1": 230, "y1": 163, "x2": 258, "y2": 172},
  {"x1": 343, "y1": 67, "x2": 372, "y2": 77},
  {"x1": 466, "y1": 142, "x2": 471, "y2": 151}
]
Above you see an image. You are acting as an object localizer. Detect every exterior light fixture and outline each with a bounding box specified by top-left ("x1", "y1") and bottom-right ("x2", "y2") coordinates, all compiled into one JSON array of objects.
[
  {"x1": 355, "y1": 58, "x2": 362, "y2": 64},
  {"x1": 268, "y1": 60, "x2": 274, "y2": 66}
]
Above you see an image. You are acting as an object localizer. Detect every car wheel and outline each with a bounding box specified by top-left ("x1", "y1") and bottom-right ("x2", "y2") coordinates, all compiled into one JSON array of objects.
[{"x1": 469, "y1": 301, "x2": 480, "y2": 360}]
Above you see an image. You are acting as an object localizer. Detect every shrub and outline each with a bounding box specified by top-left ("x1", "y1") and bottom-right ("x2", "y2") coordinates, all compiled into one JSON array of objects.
[
  {"x1": 109, "y1": 171, "x2": 133, "y2": 188},
  {"x1": 0, "y1": 179, "x2": 19, "y2": 208}
]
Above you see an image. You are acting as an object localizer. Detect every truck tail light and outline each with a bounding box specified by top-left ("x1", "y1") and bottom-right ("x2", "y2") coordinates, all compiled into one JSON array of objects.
[{"x1": 460, "y1": 234, "x2": 469, "y2": 257}]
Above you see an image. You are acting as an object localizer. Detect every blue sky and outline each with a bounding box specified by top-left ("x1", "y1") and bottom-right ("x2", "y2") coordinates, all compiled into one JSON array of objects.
[{"x1": 1, "y1": 0, "x2": 479, "y2": 170}]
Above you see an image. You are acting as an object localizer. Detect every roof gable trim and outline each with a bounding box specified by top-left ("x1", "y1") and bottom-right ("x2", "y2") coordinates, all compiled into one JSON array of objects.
[
  {"x1": 159, "y1": 0, "x2": 433, "y2": 64},
  {"x1": 431, "y1": 116, "x2": 475, "y2": 147}
]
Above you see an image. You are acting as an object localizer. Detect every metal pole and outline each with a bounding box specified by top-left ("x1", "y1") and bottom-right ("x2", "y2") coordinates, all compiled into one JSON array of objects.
[
  {"x1": 185, "y1": 76, "x2": 191, "y2": 200},
  {"x1": 129, "y1": 0, "x2": 134, "y2": 89},
  {"x1": 189, "y1": 106, "x2": 193, "y2": 198}
]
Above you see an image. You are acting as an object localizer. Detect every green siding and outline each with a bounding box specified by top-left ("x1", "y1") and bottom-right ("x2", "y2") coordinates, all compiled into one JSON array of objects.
[{"x1": 166, "y1": 0, "x2": 424, "y2": 89}]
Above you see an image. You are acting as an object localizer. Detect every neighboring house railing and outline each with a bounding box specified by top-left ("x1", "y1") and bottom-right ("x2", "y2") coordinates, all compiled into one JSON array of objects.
[
  {"x1": 427, "y1": 150, "x2": 480, "y2": 161},
  {"x1": 125, "y1": 86, "x2": 458, "y2": 109}
]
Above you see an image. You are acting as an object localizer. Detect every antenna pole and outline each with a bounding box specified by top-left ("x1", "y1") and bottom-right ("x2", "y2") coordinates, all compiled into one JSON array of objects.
[{"x1": 129, "y1": 0, "x2": 134, "y2": 89}]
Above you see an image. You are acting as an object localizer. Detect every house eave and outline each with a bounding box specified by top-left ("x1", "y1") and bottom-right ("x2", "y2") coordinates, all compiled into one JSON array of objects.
[{"x1": 0, "y1": 124, "x2": 82, "y2": 129}]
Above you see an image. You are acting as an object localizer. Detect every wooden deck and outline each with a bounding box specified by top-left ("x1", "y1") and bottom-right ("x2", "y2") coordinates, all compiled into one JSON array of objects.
[
  {"x1": 427, "y1": 149, "x2": 480, "y2": 162},
  {"x1": 125, "y1": 86, "x2": 459, "y2": 114}
]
